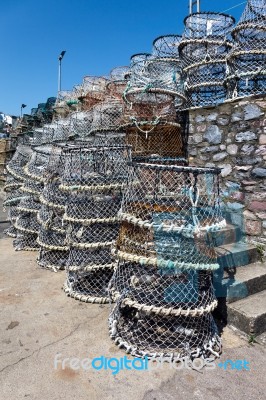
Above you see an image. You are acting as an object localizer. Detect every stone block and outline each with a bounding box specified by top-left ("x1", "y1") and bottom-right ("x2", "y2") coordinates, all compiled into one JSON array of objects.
[
  {"x1": 244, "y1": 104, "x2": 264, "y2": 120},
  {"x1": 235, "y1": 131, "x2": 257, "y2": 142},
  {"x1": 227, "y1": 144, "x2": 238, "y2": 155},
  {"x1": 203, "y1": 125, "x2": 222, "y2": 144}
]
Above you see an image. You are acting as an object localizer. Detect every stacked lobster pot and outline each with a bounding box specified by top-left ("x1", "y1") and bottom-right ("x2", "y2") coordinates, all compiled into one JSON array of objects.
[
  {"x1": 13, "y1": 145, "x2": 52, "y2": 251},
  {"x1": 37, "y1": 145, "x2": 70, "y2": 271},
  {"x1": 178, "y1": 12, "x2": 235, "y2": 108},
  {"x1": 79, "y1": 76, "x2": 108, "y2": 112},
  {"x1": 109, "y1": 162, "x2": 226, "y2": 362},
  {"x1": 122, "y1": 41, "x2": 186, "y2": 159},
  {"x1": 61, "y1": 145, "x2": 131, "y2": 303},
  {"x1": 53, "y1": 90, "x2": 81, "y2": 120},
  {"x1": 225, "y1": 0, "x2": 266, "y2": 99},
  {"x1": 3, "y1": 145, "x2": 32, "y2": 238},
  {"x1": 90, "y1": 68, "x2": 130, "y2": 146}
]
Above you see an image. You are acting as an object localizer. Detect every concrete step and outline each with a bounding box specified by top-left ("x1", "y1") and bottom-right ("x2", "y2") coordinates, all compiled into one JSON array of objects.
[
  {"x1": 210, "y1": 223, "x2": 242, "y2": 247},
  {"x1": 214, "y1": 262, "x2": 266, "y2": 303},
  {"x1": 227, "y1": 290, "x2": 266, "y2": 336},
  {"x1": 216, "y1": 242, "x2": 260, "y2": 269}
]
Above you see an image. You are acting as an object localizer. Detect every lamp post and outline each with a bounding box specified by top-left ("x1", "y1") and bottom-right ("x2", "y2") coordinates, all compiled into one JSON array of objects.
[
  {"x1": 189, "y1": 0, "x2": 200, "y2": 14},
  {"x1": 58, "y1": 50, "x2": 66, "y2": 97},
  {"x1": 20, "y1": 103, "x2": 27, "y2": 117}
]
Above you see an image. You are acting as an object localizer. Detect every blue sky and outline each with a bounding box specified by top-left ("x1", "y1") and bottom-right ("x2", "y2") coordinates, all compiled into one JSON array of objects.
[{"x1": 0, "y1": 0, "x2": 246, "y2": 116}]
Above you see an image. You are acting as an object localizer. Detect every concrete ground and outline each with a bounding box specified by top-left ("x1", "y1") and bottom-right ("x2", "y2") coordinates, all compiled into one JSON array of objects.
[{"x1": 0, "y1": 220, "x2": 266, "y2": 400}]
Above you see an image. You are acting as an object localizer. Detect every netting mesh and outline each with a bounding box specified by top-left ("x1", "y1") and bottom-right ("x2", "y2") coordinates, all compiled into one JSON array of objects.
[
  {"x1": 11, "y1": 146, "x2": 51, "y2": 251},
  {"x1": 109, "y1": 162, "x2": 223, "y2": 361},
  {"x1": 3, "y1": 145, "x2": 32, "y2": 238},
  {"x1": 123, "y1": 53, "x2": 183, "y2": 123},
  {"x1": 61, "y1": 145, "x2": 131, "y2": 303},
  {"x1": 80, "y1": 76, "x2": 109, "y2": 111},
  {"x1": 124, "y1": 122, "x2": 184, "y2": 159},
  {"x1": 225, "y1": 0, "x2": 266, "y2": 98},
  {"x1": 37, "y1": 145, "x2": 69, "y2": 271},
  {"x1": 109, "y1": 303, "x2": 221, "y2": 361},
  {"x1": 179, "y1": 12, "x2": 235, "y2": 108}
]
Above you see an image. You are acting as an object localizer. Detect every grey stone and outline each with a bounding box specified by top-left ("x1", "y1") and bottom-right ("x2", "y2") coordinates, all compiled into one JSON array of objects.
[
  {"x1": 205, "y1": 163, "x2": 215, "y2": 168},
  {"x1": 244, "y1": 104, "x2": 264, "y2": 121},
  {"x1": 227, "y1": 144, "x2": 238, "y2": 155},
  {"x1": 189, "y1": 148, "x2": 197, "y2": 156},
  {"x1": 200, "y1": 145, "x2": 219, "y2": 153},
  {"x1": 243, "y1": 210, "x2": 257, "y2": 221},
  {"x1": 213, "y1": 152, "x2": 227, "y2": 161},
  {"x1": 241, "y1": 144, "x2": 255, "y2": 155},
  {"x1": 232, "y1": 112, "x2": 242, "y2": 122},
  {"x1": 252, "y1": 168, "x2": 266, "y2": 178},
  {"x1": 193, "y1": 134, "x2": 203, "y2": 144},
  {"x1": 236, "y1": 156, "x2": 262, "y2": 165},
  {"x1": 206, "y1": 113, "x2": 218, "y2": 121},
  {"x1": 200, "y1": 155, "x2": 209, "y2": 161},
  {"x1": 203, "y1": 125, "x2": 222, "y2": 144},
  {"x1": 220, "y1": 144, "x2": 226, "y2": 150},
  {"x1": 235, "y1": 131, "x2": 257, "y2": 142},
  {"x1": 219, "y1": 164, "x2": 232, "y2": 177},
  {"x1": 226, "y1": 202, "x2": 245, "y2": 211},
  {"x1": 195, "y1": 115, "x2": 205, "y2": 123},
  {"x1": 263, "y1": 221, "x2": 266, "y2": 229},
  {"x1": 217, "y1": 116, "x2": 229, "y2": 126}
]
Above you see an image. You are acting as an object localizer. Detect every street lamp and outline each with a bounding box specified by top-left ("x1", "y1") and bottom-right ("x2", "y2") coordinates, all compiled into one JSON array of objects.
[
  {"x1": 20, "y1": 103, "x2": 27, "y2": 117},
  {"x1": 58, "y1": 50, "x2": 66, "y2": 96}
]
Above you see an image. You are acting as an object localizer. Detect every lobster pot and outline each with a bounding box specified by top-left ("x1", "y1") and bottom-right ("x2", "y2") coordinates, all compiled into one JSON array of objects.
[
  {"x1": 15, "y1": 211, "x2": 40, "y2": 234},
  {"x1": 6, "y1": 145, "x2": 32, "y2": 181},
  {"x1": 225, "y1": 0, "x2": 266, "y2": 99},
  {"x1": 70, "y1": 111, "x2": 94, "y2": 140},
  {"x1": 63, "y1": 246, "x2": 116, "y2": 303},
  {"x1": 152, "y1": 35, "x2": 181, "y2": 58},
  {"x1": 124, "y1": 122, "x2": 184, "y2": 159},
  {"x1": 24, "y1": 146, "x2": 52, "y2": 184},
  {"x1": 109, "y1": 303, "x2": 221, "y2": 361},
  {"x1": 4, "y1": 206, "x2": 20, "y2": 238},
  {"x1": 123, "y1": 52, "x2": 182, "y2": 123},
  {"x1": 81, "y1": 76, "x2": 108, "y2": 111},
  {"x1": 59, "y1": 145, "x2": 131, "y2": 190},
  {"x1": 61, "y1": 145, "x2": 131, "y2": 303},
  {"x1": 179, "y1": 12, "x2": 235, "y2": 108},
  {"x1": 52, "y1": 118, "x2": 73, "y2": 143},
  {"x1": 4, "y1": 145, "x2": 32, "y2": 239},
  {"x1": 12, "y1": 145, "x2": 52, "y2": 251},
  {"x1": 109, "y1": 162, "x2": 224, "y2": 361},
  {"x1": 37, "y1": 145, "x2": 69, "y2": 271},
  {"x1": 107, "y1": 66, "x2": 130, "y2": 99},
  {"x1": 94, "y1": 131, "x2": 126, "y2": 147},
  {"x1": 13, "y1": 232, "x2": 39, "y2": 251},
  {"x1": 90, "y1": 98, "x2": 124, "y2": 133},
  {"x1": 53, "y1": 90, "x2": 79, "y2": 118}
]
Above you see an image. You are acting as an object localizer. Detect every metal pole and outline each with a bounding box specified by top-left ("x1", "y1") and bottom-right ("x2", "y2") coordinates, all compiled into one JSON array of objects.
[
  {"x1": 58, "y1": 58, "x2": 61, "y2": 94},
  {"x1": 197, "y1": 0, "x2": 200, "y2": 12},
  {"x1": 57, "y1": 50, "x2": 66, "y2": 98}
]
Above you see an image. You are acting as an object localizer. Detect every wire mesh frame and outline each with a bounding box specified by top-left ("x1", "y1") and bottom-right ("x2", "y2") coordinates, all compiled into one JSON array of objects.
[
  {"x1": 107, "y1": 66, "x2": 130, "y2": 99},
  {"x1": 109, "y1": 301, "x2": 222, "y2": 361},
  {"x1": 124, "y1": 53, "x2": 186, "y2": 108},
  {"x1": 61, "y1": 144, "x2": 132, "y2": 303},
  {"x1": 152, "y1": 35, "x2": 182, "y2": 58},
  {"x1": 123, "y1": 122, "x2": 185, "y2": 159},
  {"x1": 79, "y1": 76, "x2": 109, "y2": 111},
  {"x1": 59, "y1": 145, "x2": 132, "y2": 191},
  {"x1": 109, "y1": 162, "x2": 223, "y2": 361},
  {"x1": 179, "y1": 12, "x2": 235, "y2": 108},
  {"x1": 225, "y1": 0, "x2": 266, "y2": 99}
]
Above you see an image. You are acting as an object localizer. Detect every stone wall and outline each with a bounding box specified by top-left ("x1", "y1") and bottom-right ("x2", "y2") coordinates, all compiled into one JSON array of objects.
[{"x1": 188, "y1": 95, "x2": 266, "y2": 247}]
